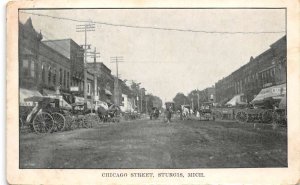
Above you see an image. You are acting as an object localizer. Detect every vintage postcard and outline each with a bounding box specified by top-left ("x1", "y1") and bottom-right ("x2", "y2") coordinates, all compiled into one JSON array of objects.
[{"x1": 6, "y1": 0, "x2": 300, "y2": 184}]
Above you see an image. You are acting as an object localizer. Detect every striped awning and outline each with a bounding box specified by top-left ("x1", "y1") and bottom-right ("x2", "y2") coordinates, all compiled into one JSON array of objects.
[{"x1": 251, "y1": 83, "x2": 286, "y2": 103}]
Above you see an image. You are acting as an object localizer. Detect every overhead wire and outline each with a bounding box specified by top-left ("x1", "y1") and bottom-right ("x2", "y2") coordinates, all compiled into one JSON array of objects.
[{"x1": 19, "y1": 11, "x2": 285, "y2": 34}]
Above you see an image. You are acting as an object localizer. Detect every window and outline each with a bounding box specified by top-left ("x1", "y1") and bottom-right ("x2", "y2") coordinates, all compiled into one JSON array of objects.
[
  {"x1": 87, "y1": 83, "x2": 91, "y2": 95},
  {"x1": 53, "y1": 68, "x2": 56, "y2": 85},
  {"x1": 30, "y1": 61, "x2": 35, "y2": 78},
  {"x1": 59, "y1": 69, "x2": 62, "y2": 85},
  {"x1": 42, "y1": 64, "x2": 45, "y2": 82},
  {"x1": 63, "y1": 70, "x2": 66, "y2": 88},
  {"x1": 67, "y1": 72, "x2": 70, "y2": 88},
  {"x1": 23, "y1": 59, "x2": 29, "y2": 68},
  {"x1": 48, "y1": 66, "x2": 52, "y2": 84}
]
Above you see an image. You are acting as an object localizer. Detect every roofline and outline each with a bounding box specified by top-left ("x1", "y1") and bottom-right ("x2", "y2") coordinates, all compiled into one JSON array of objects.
[
  {"x1": 216, "y1": 35, "x2": 286, "y2": 83},
  {"x1": 40, "y1": 42, "x2": 70, "y2": 62}
]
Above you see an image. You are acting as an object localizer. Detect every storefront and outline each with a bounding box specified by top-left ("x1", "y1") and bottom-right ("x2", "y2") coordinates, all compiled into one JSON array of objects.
[
  {"x1": 19, "y1": 88, "x2": 43, "y2": 106},
  {"x1": 251, "y1": 83, "x2": 286, "y2": 104}
]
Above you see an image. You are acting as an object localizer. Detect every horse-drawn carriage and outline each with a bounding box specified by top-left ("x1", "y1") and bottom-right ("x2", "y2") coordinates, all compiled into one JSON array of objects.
[
  {"x1": 199, "y1": 102, "x2": 215, "y2": 121},
  {"x1": 22, "y1": 96, "x2": 68, "y2": 134},
  {"x1": 96, "y1": 101, "x2": 121, "y2": 123},
  {"x1": 21, "y1": 96, "x2": 102, "y2": 134}
]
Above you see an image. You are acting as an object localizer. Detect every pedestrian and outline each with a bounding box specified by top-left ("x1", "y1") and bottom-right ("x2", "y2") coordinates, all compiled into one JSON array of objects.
[{"x1": 166, "y1": 108, "x2": 172, "y2": 123}]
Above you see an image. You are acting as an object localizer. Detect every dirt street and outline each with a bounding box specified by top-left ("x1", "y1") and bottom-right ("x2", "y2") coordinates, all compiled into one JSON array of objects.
[{"x1": 20, "y1": 118, "x2": 287, "y2": 168}]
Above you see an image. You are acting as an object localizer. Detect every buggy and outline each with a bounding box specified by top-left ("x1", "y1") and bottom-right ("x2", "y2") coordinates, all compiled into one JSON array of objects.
[{"x1": 23, "y1": 96, "x2": 68, "y2": 134}]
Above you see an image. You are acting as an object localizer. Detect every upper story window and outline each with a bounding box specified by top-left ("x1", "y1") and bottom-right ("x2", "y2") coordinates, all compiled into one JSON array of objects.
[
  {"x1": 53, "y1": 68, "x2": 56, "y2": 85},
  {"x1": 59, "y1": 68, "x2": 63, "y2": 85},
  {"x1": 48, "y1": 66, "x2": 52, "y2": 85},
  {"x1": 41, "y1": 64, "x2": 45, "y2": 83},
  {"x1": 67, "y1": 72, "x2": 70, "y2": 88},
  {"x1": 63, "y1": 70, "x2": 66, "y2": 88}
]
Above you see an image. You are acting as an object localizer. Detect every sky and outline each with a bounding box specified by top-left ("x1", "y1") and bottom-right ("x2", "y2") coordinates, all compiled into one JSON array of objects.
[{"x1": 19, "y1": 9, "x2": 286, "y2": 102}]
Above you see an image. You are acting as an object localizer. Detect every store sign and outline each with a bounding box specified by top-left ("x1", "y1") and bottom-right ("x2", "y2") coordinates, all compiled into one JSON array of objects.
[{"x1": 70, "y1": 86, "x2": 79, "y2": 91}]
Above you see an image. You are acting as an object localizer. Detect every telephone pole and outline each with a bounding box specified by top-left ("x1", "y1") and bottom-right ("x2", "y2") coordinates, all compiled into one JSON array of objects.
[
  {"x1": 76, "y1": 23, "x2": 95, "y2": 107},
  {"x1": 197, "y1": 89, "x2": 200, "y2": 110},
  {"x1": 111, "y1": 56, "x2": 123, "y2": 106},
  {"x1": 87, "y1": 47, "x2": 100, "y2": 112}
]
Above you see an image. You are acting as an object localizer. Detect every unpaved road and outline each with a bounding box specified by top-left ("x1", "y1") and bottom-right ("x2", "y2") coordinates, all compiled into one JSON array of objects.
[{"x1": 20, "y1": 118, "x2": 287, "y2": 168}]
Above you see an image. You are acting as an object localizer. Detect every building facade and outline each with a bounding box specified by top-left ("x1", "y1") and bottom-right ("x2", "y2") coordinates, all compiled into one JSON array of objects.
[
  {"x1": 19, "y1": 18, "x2": 43, "y2": 91},
  {"x1": 42, "y1": 39, "x2": 85, "y2": 96},
  {"x1": 19, "y1": 18, "x2": 72, "y2": 97},
  {"x1": 86, "y1": 62, "x2": 114, "y2": 103},
  {"x1": 215, "y1": 36, "x2": 286, "y2": 104}
]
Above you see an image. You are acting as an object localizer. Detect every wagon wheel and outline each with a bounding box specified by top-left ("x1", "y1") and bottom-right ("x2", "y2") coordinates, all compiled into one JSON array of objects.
[
  {"x1": 235, "y1": 111, "x2": 248, "y2": 123},
  {"x1": 67, "y1": 115, "x2": 82, "y2": 130},
  {"x1": 64, "y1": 114, "x2": 73, "y2": 129},
  {"x1": 32, "y1": 112, "x2": 54, "y2": 134},
  {"x1": 262, "y1": 110, "x2": 273, "y2": 124},
  {"x1": 82, "y1": 115, "x2": 92, "y2": 128},
  {"x1": 52, "y1": 112, "x2": 66, "y2": 131}
]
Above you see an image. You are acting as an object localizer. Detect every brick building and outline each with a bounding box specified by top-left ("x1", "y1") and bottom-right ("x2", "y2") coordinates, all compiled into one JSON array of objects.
[
  {"x1": 19, "y1": 18, "x2": 43, "y2": 91},
  {"x1": 42, "y1": 39, "x2": 85, "y2": 96},
  {"x1": 215, "y1": 36, "x2": 286, "y2": 104},
  {"x1": 86, "y1": 62, "x2": 114, "y2": 103},
  {"x1": 19, "y1": 18, "x2": 73, "y2": 105}
]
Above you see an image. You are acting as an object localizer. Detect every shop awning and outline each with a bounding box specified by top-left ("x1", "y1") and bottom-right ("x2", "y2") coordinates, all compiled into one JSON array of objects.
[
  {"x1": 74, "y1": 96, "x2": 93, "y2": 109},
  {"x1": 251, "y1": 83, "x2": 286, "y2": 104},
  {"x1": 226, "y1": 94, "x2": 247, "y2": 106},
  {"x1": 105, "y1": 89, "x2": 112, "y2": 96},
  {"x1": 19, "y1": 88, "x2": 43, "y2": 106},
  {"x1": 42, "y1": 89, "x2": 57, "y2": 96}
]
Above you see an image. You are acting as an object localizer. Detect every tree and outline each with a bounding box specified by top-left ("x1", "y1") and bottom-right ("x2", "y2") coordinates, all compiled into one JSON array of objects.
[{"x1": 173, "y1": 93, "x2": 190, "y2": 110}]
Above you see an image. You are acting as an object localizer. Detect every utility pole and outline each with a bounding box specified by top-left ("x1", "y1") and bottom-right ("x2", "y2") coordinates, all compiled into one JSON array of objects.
[
  {"x1": 197, "y1": 90, "x2": 200, "y2": 110},
  {"x1": 191, "y1": 97, "x2": 194, "y2": 110},
  {"x1": 145, "y1": 95, "x2": 148, "y2": 114},
  {"x1": 87, "y1": 47, "x2": 100, "y2": 112},
  {"x1": 140, "y1": 89, "x2": 143, "y2": 113},
  {"x1": 111, "y1": 56, "x2": 123, "y2": 106},
  {"x1": 76, "y1": 23, "x2": 95, "y2": 108}
]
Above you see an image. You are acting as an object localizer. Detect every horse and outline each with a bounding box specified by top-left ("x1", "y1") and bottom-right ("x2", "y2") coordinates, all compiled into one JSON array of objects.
[{"x1": 181, "y1": 107, "x2": 190, "y2": 120}]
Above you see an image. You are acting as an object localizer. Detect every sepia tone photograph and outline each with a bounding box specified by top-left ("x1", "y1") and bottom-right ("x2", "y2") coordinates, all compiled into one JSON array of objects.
[{"x1": 17, "y1": 8, "x2": 288, "y2": 169}]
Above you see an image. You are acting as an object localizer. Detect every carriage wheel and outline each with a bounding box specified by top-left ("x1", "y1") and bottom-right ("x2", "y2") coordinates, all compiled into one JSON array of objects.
[
  {"x1": 64, "y1": 114, "x2": 73, "y2": 129},
  {"x1": 70, "y1": 117, "x2": 80, "y2": 130},
  {"x1": 82, "y1": 115, "x2": 92, "y2": 128},
  {"x1": 235, "y1": 111, "x2": 248, "y2": 123},
  {"x1": 262, "y1": 110, "x2": 273, "y2": 124},
  {"x1": 52, "y1": 112, "x2": 66, "y2": 131},
  {"x1": 32, "y1": 112, "x2": 54, "y2": 134}
]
